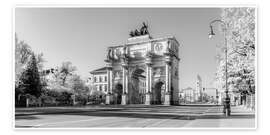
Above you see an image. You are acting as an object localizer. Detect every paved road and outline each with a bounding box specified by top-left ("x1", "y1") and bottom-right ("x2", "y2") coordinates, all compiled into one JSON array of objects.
[{"x1": 15, "y1": 105, "x2": 255, "y2": 128}]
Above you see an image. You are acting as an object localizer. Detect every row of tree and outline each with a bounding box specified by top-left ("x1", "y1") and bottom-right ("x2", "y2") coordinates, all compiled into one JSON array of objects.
[
  {"x1": 15, "y1": 34, "x2": 92, "y2": 107},
  {"x1": 215, "y1": 8, "x2": 255, "y2": 101}
]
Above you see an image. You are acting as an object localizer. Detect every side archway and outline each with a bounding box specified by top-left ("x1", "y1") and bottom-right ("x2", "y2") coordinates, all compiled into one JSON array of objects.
[
  {"x1": 113, "y1": 83, "x2": 123, "y2": 104},
  {"x1": 152, "y1": 81, "x2": 165, "y2": 104}
]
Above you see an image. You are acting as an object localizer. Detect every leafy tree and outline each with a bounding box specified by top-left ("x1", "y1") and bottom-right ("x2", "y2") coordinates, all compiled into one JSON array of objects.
[
  {"x1": 43, "y1": 62, "x2": 76, "y2": 90},
  {"x1": 15, "y1": 34, "x2": 32, "y2": 87},
  {"x1": 45, "y1": 62, "x2": 76, "y2": 91},
  {"x1": 67, "y1": 75, "x2": 90, "y2": 105},
  {"x1": 69, "y1": 75, "x2": 89, "y2": 95},
  {"x1": 215, "y1": 8, "x2": 255, "y2": 95},
  {"x1": 15, "y1": 34, "x2": 46, "y2": 88},
  {"x1": 18, "y1": 54, "x2": 42, "y2": 98},
  {"x1": 39, "y1": 61, "x2": 91, "y2": 105},
  {"x1": 58, "y1": 61, "x2": 76, "y2": 86},
  {"x1": 36, "y1": 53, "x2": 46, "y2": 71}
]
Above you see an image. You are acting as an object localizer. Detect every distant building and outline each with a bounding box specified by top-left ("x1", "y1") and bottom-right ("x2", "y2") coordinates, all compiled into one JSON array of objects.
[
  {"x1": 89, "y1": 67, "x2": 108, "y2": 94},
  {"x1": 181, "y1": 87, "x2": 196, "y2": 103},
  {"x1": 195, "y1": 74, "x2": 202, "y2": 102}
]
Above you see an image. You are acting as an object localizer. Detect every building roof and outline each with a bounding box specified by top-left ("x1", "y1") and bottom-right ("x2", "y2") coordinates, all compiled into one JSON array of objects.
[{"x1": 90, "y1": 67, "x2": 107, "y2": 74}]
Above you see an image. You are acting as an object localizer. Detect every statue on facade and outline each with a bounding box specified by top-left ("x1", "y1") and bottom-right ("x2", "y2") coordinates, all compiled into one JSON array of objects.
[
  {"x1": 129, "y1": 22, "x2": 150, "y2": 37},
  {"x1": 140, "y1": 22, "x2": 149, "y2": 35},
  {"x1": 106, "y1": 48, "x2": 114, "y2": 61},
  {"x1": 121, "y1": 45, "x2": 129, "y2": 63},
  {"x1": 129, "y1": 31, "x2": 135, "y2": 37},
  {"x1": 135, "y1": 29, "x2": 140, "y2": 36}
]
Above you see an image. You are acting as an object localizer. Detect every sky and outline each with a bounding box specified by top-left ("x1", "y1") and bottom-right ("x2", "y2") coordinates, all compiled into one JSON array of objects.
[{"x1": 15, "y1": 8, "x2": 224, "y2": 96}]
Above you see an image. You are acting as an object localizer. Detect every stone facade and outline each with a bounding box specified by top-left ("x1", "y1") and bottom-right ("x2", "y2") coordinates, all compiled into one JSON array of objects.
[{"x1": 94, "y1": 34, "x2": 180, "y2": 105}]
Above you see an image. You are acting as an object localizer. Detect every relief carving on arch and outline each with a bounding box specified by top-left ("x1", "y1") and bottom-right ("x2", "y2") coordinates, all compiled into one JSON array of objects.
[
  {"x1": 129, "y1": 65, "x2": 146, "y2": 77},
  {"x1": 113, "y1": 70, "x2": 122, "y2": 81},
  {"x1": 153, "y1": 67, "x2": 165, "y2": 77}
]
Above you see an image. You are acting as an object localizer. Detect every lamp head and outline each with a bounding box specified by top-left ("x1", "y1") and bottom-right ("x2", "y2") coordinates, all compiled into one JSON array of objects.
[{"x1": 208, "y1": 25, "x2": 215, "y2": 39}]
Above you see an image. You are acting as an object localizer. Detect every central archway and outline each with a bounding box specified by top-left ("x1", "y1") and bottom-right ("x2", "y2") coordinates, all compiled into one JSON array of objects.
[
  {"x1": 153, "y1": 81, "x2": 165, "y2": 104},
  {"x1": 113, "y1": 83, "x2": 123, "y2": 104},
  {"x1": 129, "y1": 68, "x2": 146, "y2": 104}
]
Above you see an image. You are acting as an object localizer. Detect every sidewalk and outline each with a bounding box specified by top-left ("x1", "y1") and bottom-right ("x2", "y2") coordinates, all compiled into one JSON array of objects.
[{"x1": 184, "y1": 106, "x2": 255, "y2": 128}]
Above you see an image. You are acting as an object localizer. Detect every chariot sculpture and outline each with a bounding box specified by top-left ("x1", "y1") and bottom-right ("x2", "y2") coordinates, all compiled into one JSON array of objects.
[{"x1": 129, "y1": 22, "x2": 149, "y2": 37}]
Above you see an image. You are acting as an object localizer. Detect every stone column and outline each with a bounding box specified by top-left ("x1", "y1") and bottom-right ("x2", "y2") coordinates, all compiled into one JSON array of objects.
[
  {"x1": 149, "y1": 66, "x2": 153, "y2": 93},
  {"x1": 121, "y1": 63, "x2": 128, "y2": 105},
  {"x1": 145, "y1": 54, "x2": 153, "y2": 105},
  {"x1": 105, "y1": 61, "x2": 113, "y2": 105},
  {"x1": 145, "y1": 65, "x2": 151, "y2": 105},
  {"x1": 164, "y1": 55, "x2": 172, "y2": 105}
]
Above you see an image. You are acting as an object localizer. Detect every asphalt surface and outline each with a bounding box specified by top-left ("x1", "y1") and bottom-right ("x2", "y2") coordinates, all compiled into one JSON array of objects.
[{"x1": 15, "y1": 105, "x2": 255, "y2": 128}]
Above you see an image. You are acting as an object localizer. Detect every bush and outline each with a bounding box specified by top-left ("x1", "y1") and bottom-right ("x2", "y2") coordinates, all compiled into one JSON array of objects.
[
  {"x1": 74, "y1": 94, "x2": 88, "y2": 105},
  {"x1": 40, "y1": 94, "x2": 57, "y2": 106},
  {"x1": 55, "y1": 91, "x2": 73, "y2": 106},
  {"x1": 41, "y1": 90, "x2": 73, "y2": 106},
  {"x1": 88, "y1": 94, "x2": 106, "y2": 105}
]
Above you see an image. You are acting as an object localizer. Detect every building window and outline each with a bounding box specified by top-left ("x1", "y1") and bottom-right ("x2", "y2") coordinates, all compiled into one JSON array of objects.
[
  {"x1": 99, "y1": 76, "x2": 102, "y2": 82},
  {"x1": 104, "y1": 85, "x2": 107, "y2": 92},
  {"x1": 94, "y1": 77, "x2": 97, "y2": 82},
  {"x1": 99, "y1": 85, "x2": 102, "y2": 91},
  {"x1": 105, "y1": 76, "x2": 107, "y2": 82}
]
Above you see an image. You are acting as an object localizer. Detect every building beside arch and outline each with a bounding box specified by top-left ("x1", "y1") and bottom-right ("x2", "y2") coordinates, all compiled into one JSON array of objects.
[
  {"x1": 90, "y1": 33, "x2": 180, "y2": 105},
  {"x1": 89, "y1": 67, "x2": 108, "y2": 94}
]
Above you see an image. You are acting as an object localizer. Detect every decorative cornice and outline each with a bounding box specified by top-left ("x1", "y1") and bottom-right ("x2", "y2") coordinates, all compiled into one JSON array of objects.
[{"x1": 109, "y1": 36, "x2": 178, "y2": 49}]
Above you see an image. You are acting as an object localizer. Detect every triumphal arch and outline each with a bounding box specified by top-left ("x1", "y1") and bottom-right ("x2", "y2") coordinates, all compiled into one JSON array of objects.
[{"x1": 105, "y1": 23, "x2": 180, "y2": 105}]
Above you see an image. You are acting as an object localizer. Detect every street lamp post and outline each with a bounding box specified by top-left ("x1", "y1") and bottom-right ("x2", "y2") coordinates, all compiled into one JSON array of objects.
[{"x1": 208, "y1": 19, "x2": 231, "y2": 117}]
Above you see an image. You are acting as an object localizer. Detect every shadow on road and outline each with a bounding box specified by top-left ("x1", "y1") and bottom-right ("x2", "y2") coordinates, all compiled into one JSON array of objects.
[
  {"x1": 15, "y1": 125, "x2": 35, "y2": 128},
  {"x1": 15, "y1": 115, "x2": 39, "y2": 120},
  {"x1": 68, "y1": 111, "x2": 197, "y2": 120},
  {"x1": 15, "y1": 105, "x2": 255, "y2": 121},
  {"x1": 198, "y1": 114, "x2": 255, "y2": 119}
]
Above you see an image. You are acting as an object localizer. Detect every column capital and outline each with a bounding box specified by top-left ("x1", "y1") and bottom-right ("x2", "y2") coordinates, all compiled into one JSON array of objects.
[
  {"x1": 145, "y1": 58, "x2": 153, "y2": 66},
  {"x1": 121, "y1": 62, "x2": 129, "y2": 69},
  {"x1": 145, "y1": 51, "x2": 154, "y2": 66},
  {"x1": 164, "y1": 55, "x2": 172, "y2": 65},
  {"x1": 121, "y1": 53, "x2": 129, "y2": 64},
  {"x1": 145, "y1": 63, "x2": 153, "y2": 67}
]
